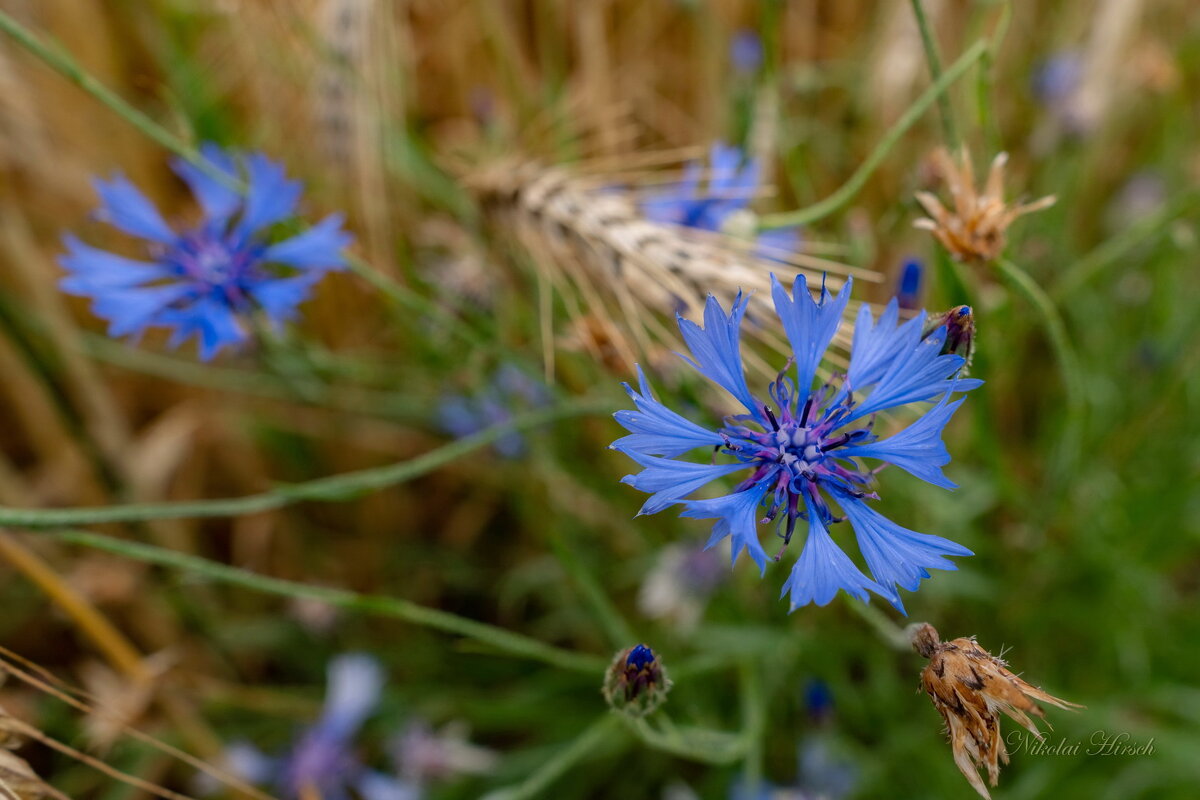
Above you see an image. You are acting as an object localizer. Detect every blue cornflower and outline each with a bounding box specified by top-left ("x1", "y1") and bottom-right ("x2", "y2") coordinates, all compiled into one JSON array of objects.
[
  {"x1": 640, "y1": 142, "x2": 801, "y2": 255},
  {"x1": 438, "y1": 364, "x2": 551, "y2": 458},
  {"x1": 219, "y1": 654, "x2": 422, "y2": 800},
  {"x1": 60, "y1": 144, "x2": 352, "y2": 360},
  {"x1": 612, "y1": 275, "x2": 982, "y2": 613},
  {"x1": 730, "y1": 29, "x2": 764, "y2": 74}
]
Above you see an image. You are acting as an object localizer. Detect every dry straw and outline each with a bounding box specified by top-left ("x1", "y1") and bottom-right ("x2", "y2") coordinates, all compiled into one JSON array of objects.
[{"x1": 464, "y1": 146, "x2": 883, "y2": 384}]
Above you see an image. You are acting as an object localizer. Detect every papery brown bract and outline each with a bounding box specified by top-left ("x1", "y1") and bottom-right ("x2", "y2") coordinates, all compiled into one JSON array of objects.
[
  {"x1": 910, "y1": 623, "x2": 1082, "y2": 799},
  {"x1": 914, "y1": 149, "x2": 1056, "y2": 265}
]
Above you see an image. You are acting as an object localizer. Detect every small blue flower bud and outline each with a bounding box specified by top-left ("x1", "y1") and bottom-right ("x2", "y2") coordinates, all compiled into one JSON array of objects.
[{"x1": 603, "y1": 644, "x2": 672, "y2": 718}]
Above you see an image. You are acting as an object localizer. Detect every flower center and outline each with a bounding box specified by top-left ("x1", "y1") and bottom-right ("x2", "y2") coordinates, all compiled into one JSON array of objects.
[{"x1": 169, "y1": 230, "x2": 257, "y2": 291}]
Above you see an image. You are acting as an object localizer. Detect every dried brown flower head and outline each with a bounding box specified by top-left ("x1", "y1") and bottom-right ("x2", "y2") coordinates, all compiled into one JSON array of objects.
[
  {"x1": 910, "y1": 622, "x2": 1082, "y2": 799},
  {"x1": 914, "y1": 149, "x2": 1056, "y2": 264}
]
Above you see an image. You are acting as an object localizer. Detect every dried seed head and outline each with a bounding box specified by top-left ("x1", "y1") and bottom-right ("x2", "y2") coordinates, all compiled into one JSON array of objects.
[
  {"x1": 914, "y1": 149, "x2": 1056, "y2": 265},
  {"x1": 912, "y1": 623, "x2": 1082, "y2": 799}
]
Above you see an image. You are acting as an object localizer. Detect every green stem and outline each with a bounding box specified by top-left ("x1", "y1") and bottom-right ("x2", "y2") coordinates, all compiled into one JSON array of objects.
[
  {"x1": 547, "y1": 531, "x2": 636, "y2": 648},
  {"x1": 481, "y1": 715, "x2": 622, "y2": 800},
  {"x1": 738, "y1": 660, "x2": 767, "y2": 791},
  {"x1": 0, "y1": 401, "x2": 609, "y2": 528},
  {"x1": 909, "y1": 0, "x2": 959, "y2": 148},
  {"x1": 995, "y1": 258, "x2": 1086, "y2": 472},
  {"x1": 758, "y1": 39, "x2": 986, "y2": 230},
  {"x1": 0, "y1": 9, "x2": 203, "y2": 168},
  {"x1": 848, "y1": 600, "x2": 911, "y2": 652},
  {"x1": 47, "y1": 529, "x2": 606, "y2": 675}
]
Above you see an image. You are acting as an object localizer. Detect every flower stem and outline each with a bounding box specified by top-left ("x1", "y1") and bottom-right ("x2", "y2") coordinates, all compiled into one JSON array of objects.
[
  {"x1": 995, "y1": 258, "x2": 1086, "y2": 472},
  {"x1": 481, "y1": 714, "x2": 623, "y2": 800},
  {"x1": 848, "y1": 600, "x2": 911, "y2": 652},
  {"x1": 0, "y1": 400, "x2": 610, "y2": 528},
  {"x1": 547, "y1": 530, "x2": 637, "y2": 648},
  {"x1": 909, "y1": 0, "x2": 960, "y2": 148},
  {"x1": 758, "y1": 39, "x2": 986, "y2": 230},
  {"x1": 47, "y1": 528, "x2": 608, "y2": 676}
]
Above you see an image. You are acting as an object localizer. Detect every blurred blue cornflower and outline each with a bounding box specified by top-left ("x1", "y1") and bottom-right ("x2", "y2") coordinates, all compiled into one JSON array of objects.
[
  {"x1": 895, "y1": 258, "x2": 924, "y2": 311},
  {"x1": 730, "y1": 29, "x2": 763, "y2": 74},
  {"x1": 1032, "y1": 52, "x2": 1082, "y2": 108},
  {"x1": 60, "y1": 144, "x2": 351, "y2": 360},
  {"x1": 438, "y1": 364, "x2": 551, "y2": 458},
  {"x1": 220, "y1": 654, "x2": 422, "y2": 800},
  {"x1": 612, "y1": 275, "x2": 981, "y2": 613},
  {"x1": 1031, "y1": 52, "x2": 1093, "y2": 135},
  {"x1": 640, "y1": 142, "x2": 801, "y2": 256}
]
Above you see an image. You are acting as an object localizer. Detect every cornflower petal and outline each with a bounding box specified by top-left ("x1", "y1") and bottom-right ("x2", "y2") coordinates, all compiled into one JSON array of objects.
[
  {"x1": 91, "y1": 175, "x2": 176, "y2": 244},
  {"x1": 356, "y1": 772, "x2": 421, "y2": 800},
  {"x1": 682, "y1": 481, "x2": 772, "y2": 575},
  {"x1": 320, "y1": 654, "x2": 385, "y2": 742},
  {"x1": 842, "y1": 391, "x2": 966, "y2": 489},
  {"x1": 264, "y1": 214, "x2": 353, "y2": 270},
  {"x1": 223, "y1": 742, "x2": 279, "y2": 784},
  {"x1": 755, "y1": 226, "x2": 802, "y2": 257},
  {"x1": 93, "y1": 284, "x2": 192, "y2": 337},
  {"x1": 781, "y1": 496, "x2": 883, "y2": 609},
  {"x1": 677, "y1": 292, "x2": 761, "y2": 418},
  {"x1": 247, "y1": 272, "x2": 324, "y2": 323},
  {"x1": 612, "y1": 365, "x2": 724, "y2": 456},
  {"x1": 618, "y1": 449, "x2": 749, "y2": 515},
  {"x1": 59, "y1": 235, "x2": 171, "y2": 293},
  {"x1": 170, "y1": 143, "x2": 241, "y2": 223},
  {"x1": 637, "y1": 142, "x2": 798, "y2": 253},
  {"x1": 836, "y1": 491, "x2": 972, "y2": 614},
  {"x1": 846, "y1": 299, "x2": 916, "y2": 389},
  {"x1": 848, "y1": 326, "x2": 982, "y2": 420},
  {"x1": 770, "y1": 273, "x2": 851, "y2": 395},
  {"x1": 236, "y1": 152, "x2": 302, "y2": 238},
  {"x1": 161, "y1": 297, "x2": 247, "y2": 361}
]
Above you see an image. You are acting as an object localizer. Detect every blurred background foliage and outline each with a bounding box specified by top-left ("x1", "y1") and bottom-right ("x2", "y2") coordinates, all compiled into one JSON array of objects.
[{"x1": 0, "y1": 0, "x2": 1198, "y2": 798}]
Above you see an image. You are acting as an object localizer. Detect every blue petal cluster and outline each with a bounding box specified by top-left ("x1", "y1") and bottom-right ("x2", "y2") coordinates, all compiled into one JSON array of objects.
[
  {"x1": 222, "y1": 654, "x2": 421, "y2": 800},
  {"x1": 640, "y1": 143, "x2": 801, "y2": 255},
  {"x1": 60, "y1": 144, "x2": 352, "y2": 360},
  {"x1": 612, "y1": 275, "x2": 981, "y2": 613}
]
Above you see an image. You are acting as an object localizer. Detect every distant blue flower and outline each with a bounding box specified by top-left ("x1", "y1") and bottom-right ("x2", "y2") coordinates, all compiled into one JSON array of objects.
[
  {"x1": 640, "y1": 143, "x2": 801, "y2": 256},
  {"x1": 730, "y1": 29, "x2": 763, "y2": 74},
  {"x1": 896, "y1": 258, "x2": 923, "y2": 310},
  {"x1": 1032, "y1": 53, "x2": 1082, "y2": 107},
  {"x1": 612, "y1": 275, "x2": 980, "y2": 613},
  {"x1": 279, "y1": 654, "x2": 384, "y2": 798},
  {"x1": 438, "y1": 364, "x2": 551, "y2": 458},
  {"x1": 60, "y1": 144, "x2": 351, "y2": 360},
  {"x1": 218, "y1": 654, "x2": 420, "y2": 800}
]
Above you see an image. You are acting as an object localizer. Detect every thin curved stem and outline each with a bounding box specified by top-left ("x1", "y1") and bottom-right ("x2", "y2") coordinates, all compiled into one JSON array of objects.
[
  {"x1": 909, "y1": 0, "x2": 959, "y2": 148},
  {"x1": 758, "y1": 39, "x2": 986, "y2": 230},
  {"x1": 47, "y1": 529, "x2": 607, "y2": 675},
  {"x1": 995, "y1": 258, "x2": 1086, "y2": 471},
  {"x1": 481, "y1": 715, "x2": 623, "y2": 800},
  {"x1": 0, "y1": 400, "x2": 610, "y2": 528}
]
